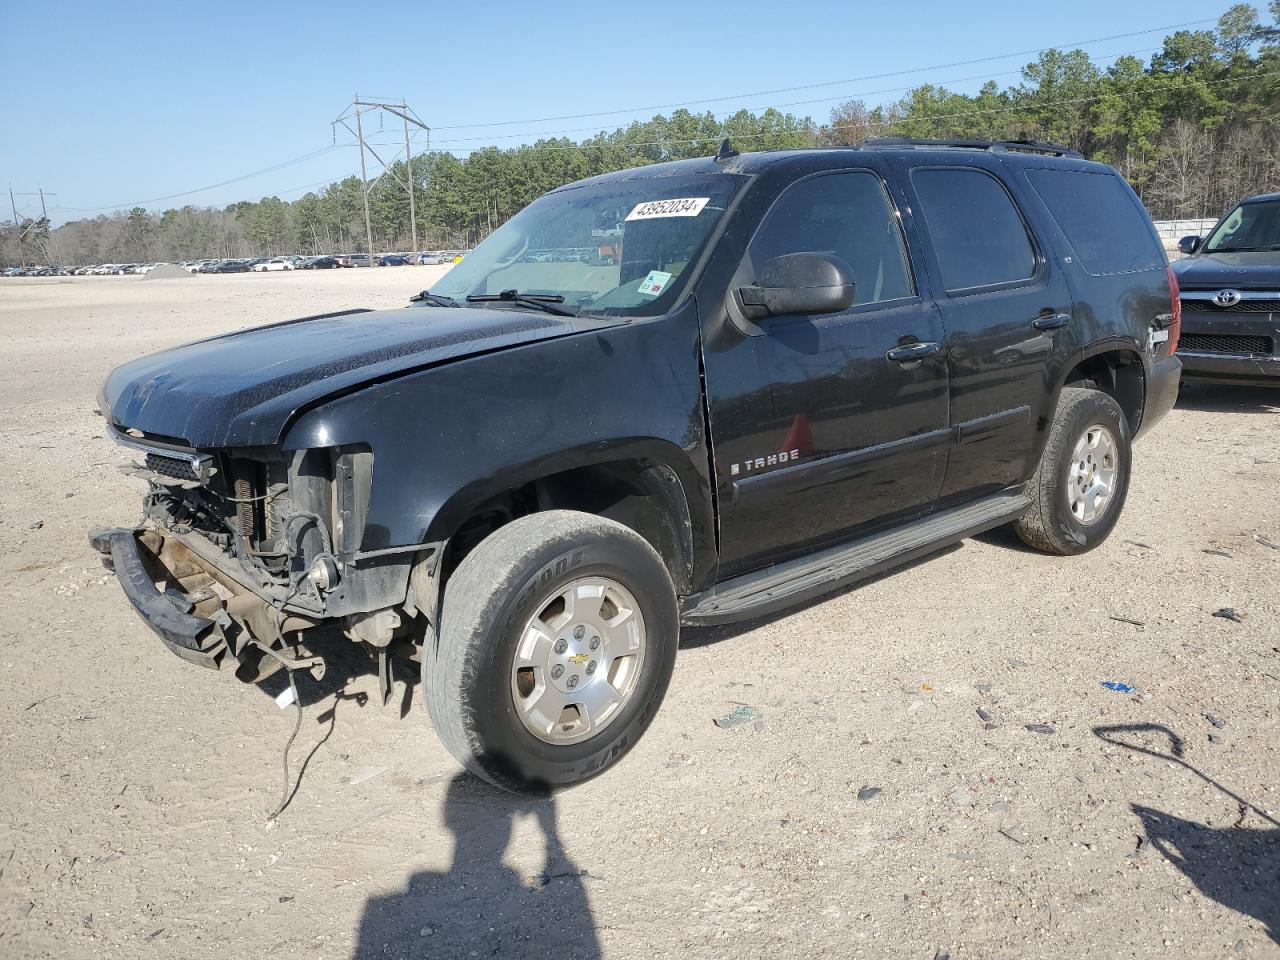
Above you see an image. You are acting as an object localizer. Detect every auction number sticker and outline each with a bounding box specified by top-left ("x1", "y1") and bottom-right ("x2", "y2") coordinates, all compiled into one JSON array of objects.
[
  {"x1": 625, "y1": 197, "x2": 710, "y2": 221},
  {"x1": 638, "y1": 270, "x2": 673, "y2": 297}
]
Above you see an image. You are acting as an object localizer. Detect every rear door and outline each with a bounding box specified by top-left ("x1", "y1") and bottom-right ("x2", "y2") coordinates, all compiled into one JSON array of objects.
[
  {"x1": 894, "y1": 156, "x2": 1076, "y2": 505},
  {"x1": 702, "y1": 165, "x2": 950, "y2": 577}
]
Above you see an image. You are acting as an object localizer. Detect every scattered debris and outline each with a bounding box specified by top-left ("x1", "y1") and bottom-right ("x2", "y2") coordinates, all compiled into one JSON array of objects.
[
  {"x1": 1255, "y1": 534, "x2": 1280, "y2": 551},
  {"x1": 1209, "y1": 733, "x2": 1224, "y2": 745},
  {"x1": 28, "y1": 520, "x2": 43, "y2": 530},
  {"x1": 1109, "y1": 615, "x2": 1145, "y2": 628},
  {"x1": 856, "y1": 786, "x2": 882, "y2": 801},
  {"x1": 976, "y1": 706, "x2": 1001, "y2": 729},
  {"x1": 1205, "y1": 712, "x2": 1227, "y2": 729},
  {"x1": 997, "y1": 828, "x2": 1025, "y2": 845},
  {"x1": 274, "y1": 686, "x2": 297, "y2": 709},
  {"x1": 1213, "y1": 607, "x2": 1245, "y2": 624},
  {"x1": 346, "y1": 766, "x2": 387, "y2": 786},
  {"x1": 1202, "y1": 548, "x2": 1232, "y2": 558},
  {"x1": 278, "y1": 895, "x2": 294, "y2": 904},
  {"x1": 1123, "y1": 540, "x2": 1152, "y2": 549},
  {"x1": 974, "y1": 682, "x2": 993, "y2": 694},
  {"x1": 1100, "y1": 681, "x2": 1136, "y2": 694},
  {"x1": 1025, "y1": 723, "x2": 1056, "y2": 735},
  {"x1": 949, "y1": 787, "x2": 976, "y2": 807},
  {"x1": 714, "y1": 705, "x2": 762, "y2": 729},
  {"x1": 1007, "y1": 658, "x2": 1029, "y2": 668}
]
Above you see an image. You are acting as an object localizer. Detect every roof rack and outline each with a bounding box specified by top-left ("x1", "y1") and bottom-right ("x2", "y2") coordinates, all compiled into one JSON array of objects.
[{"x1": 859, "y1": 137, "x2": 1082, "y2": 158}]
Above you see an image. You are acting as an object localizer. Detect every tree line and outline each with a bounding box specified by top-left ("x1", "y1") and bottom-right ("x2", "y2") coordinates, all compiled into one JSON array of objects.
[{"x1": 4, "y1": 3, "x2": 1278, "y2": 267}]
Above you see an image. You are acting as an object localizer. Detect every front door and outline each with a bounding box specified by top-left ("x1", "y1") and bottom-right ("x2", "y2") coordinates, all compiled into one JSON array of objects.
[{"x1": 702, "y1": 167, "x2": 951, "y2": 578}]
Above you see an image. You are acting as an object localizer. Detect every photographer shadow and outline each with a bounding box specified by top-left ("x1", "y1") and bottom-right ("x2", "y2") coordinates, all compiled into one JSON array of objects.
[
  {"x1": 1095, "y1": 723, "x2": 1279, "y2": 945},
  {"x1": 352, "y1": 772, "x2": 601, "y2": 959}
]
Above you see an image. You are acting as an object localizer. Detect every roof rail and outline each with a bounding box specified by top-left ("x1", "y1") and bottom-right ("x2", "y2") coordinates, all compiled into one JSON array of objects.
[{"x1": 859, "y1": 137, "x2": 1082, "y2": 158}]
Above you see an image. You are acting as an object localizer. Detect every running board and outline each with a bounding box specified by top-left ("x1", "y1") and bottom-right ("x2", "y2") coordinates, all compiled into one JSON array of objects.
[{"x1": 681, "y1": 490, "x2": 1030, "y2": 626}]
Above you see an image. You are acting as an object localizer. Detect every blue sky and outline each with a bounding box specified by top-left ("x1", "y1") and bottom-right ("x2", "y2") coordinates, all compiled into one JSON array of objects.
[{"x1": 1, "y1": 0, "x2": 1226, "y2": 224}]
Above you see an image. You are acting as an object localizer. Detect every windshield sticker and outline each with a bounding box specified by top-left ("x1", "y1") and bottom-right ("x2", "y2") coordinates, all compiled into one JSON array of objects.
[
  {"x1": 638, "y1": 270, "x2": 674, "y2": 297},
  {"x1": 625, "y1": 197, "x2": 710, "y2": 221}
]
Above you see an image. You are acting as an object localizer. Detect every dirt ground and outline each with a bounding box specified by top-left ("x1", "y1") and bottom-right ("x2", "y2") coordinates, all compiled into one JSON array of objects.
[{"x1": 0, "y1": 269, "x2": 1277, "y2": 960}]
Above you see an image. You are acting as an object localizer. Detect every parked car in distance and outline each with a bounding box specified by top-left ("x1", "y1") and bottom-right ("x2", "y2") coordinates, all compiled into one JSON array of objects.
[
  {"x1": 211, "y1": 259, "x2": 251, "y2": 274},
  {"x1": 417, "y1": 252, "x2": 451, "y2": 265},
  {"x1": 348, "y1": 254, "x2": 375, "y2": 267},
  {"x1": 302, "y1": 256, "x2": 340, "y2": 269},
  {"x1": 92, "y1": 138, "x2": 1181, "y2": 794},
  {"x1": 1173, "y1": 191, "x2": 1280, "y2": 385},
  {"x1": 252, "y1": 258, "x2": 294, "y2": 272},
  {"x1": 379, "y1": 254, "x2": 409, "y2": 266}
]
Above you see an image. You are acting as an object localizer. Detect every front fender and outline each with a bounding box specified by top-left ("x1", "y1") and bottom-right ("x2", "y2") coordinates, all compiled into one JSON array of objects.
[{"x1": 282, "y1": 300, "x2": 717, "y2": 589}]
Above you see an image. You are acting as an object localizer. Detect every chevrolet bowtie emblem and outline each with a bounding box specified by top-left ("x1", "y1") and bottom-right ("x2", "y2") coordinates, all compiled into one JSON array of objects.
[{"x1": 568, "y1": 653, "x2": 589, "y2": 664}]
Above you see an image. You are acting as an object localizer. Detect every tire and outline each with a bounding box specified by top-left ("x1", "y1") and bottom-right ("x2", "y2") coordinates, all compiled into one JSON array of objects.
[
  {"x1": 1014, "y1": 387, "x2": 1131, "y2": 555},
  {"x1": 425, "y1": 510, "x2": 679, "y2": 793}
]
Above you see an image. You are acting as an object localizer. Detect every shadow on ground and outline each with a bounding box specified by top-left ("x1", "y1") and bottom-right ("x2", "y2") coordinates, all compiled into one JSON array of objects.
[
  {"x1": 1095, "y1": 723, "x2": 1280, "y2": 945},
  {"x1": 351, "y1": 773, "x2": 601, "y2": 959}
]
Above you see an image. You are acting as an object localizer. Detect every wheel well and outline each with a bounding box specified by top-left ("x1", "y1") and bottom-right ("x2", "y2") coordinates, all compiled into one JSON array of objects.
[
  {"x1": 441, "y1": 459, "x2": 695, "y2": 594},
  {"x1": 1062, "y1": 351, "x2": 1145, "y2": 435}
]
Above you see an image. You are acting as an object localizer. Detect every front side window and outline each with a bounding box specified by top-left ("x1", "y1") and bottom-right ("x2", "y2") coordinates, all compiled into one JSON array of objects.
[
  {"x1": 911, "y1": 167, "x2": 1036, "y2": 292},
  {"x1": 432, "y1": 173, "x2": 745, "y2": 317},
  {"x1": 1204, "y1": 198, "x2": 1280, "y2": 253},
  {"x1": 746, "y1": 171, "x2": 915, "y2": 306}
]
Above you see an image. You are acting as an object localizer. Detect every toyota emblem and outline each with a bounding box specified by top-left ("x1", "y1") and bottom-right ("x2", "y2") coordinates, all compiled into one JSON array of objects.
[{"x1": 1213, "y1": 289, "x2": 1242, "y2": 307}]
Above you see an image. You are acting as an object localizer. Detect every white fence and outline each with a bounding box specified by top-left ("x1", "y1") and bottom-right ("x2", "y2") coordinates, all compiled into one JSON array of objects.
[{"x1": 1152, "y1": 218, "x2": 1217, "y2": 252}]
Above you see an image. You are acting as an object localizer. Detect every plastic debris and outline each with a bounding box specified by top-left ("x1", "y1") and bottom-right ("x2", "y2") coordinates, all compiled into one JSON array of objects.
[
  {"x1": 1212, "y1": 607, "x2": 1244, "y2": 623},
  {"x1": 1205, "y1": 712, "x2": 1227, "y2": 729},
  {"x1": 856, "y1": 786, "x2": 882, "y2": 801},
  {"x1": 1202, "y1": 548, "x2": 1232, "y2": 558},
  {"x1": 1100, "y1": 681, "x2": 1135, "y2": 694},
  {"x1": 1255, "y1": 535, "x2": 1280, "y2": 551},
  {"x1": 1024, "y1": 723, "x2": 1056, "y2": 735},
  {"x1": 274, "y1": 686, "x2": 297, "y2": 709},
  {"x1": 347, "y1": 766, "x2": 388, "y2": 785},
  {"x1": 28, "y1": 520, "x2": 43, "y2": 530},
  {"x1": 713, "y1": 705, "x2": 762, "y2": 729}
]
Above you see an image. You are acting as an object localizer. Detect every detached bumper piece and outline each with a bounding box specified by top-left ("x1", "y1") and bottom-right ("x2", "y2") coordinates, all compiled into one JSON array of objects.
[{"x1": 89, "y1": 527, "x2": 229, "y2": 670}]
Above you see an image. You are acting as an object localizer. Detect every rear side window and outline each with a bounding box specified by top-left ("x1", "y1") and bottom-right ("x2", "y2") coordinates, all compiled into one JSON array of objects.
[
  {"x1": 1026, "y1": 168, "x2": 1164, "y2": 274},
  {"x1": 910, "y1": 168, "x2": 1036, "y2": 292},
  {"x1": 748, "y1": 171, "x2": 915, "y2": 306}
]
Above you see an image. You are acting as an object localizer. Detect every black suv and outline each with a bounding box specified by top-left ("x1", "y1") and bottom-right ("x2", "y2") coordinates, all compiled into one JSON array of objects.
[
  {"x1": 1174, "y1": 192, "x2": 1280, "y2": 384},
  {"x1": 91, "y1": 139, "x2": 1181, "y2": 792}
]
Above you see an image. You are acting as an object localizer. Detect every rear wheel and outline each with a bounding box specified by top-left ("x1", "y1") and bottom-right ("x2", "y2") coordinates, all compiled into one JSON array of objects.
[
  {"x1": 424, "y1": 510, "x2": 678, "y2": 793},
  {"x1": 1014, "y1": 387, "x2": 1131, "y2": 555}
]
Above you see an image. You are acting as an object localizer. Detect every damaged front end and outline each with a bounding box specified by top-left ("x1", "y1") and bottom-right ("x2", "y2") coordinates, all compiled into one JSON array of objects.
[{"x1": 91, "y1": 426, "x2": 439, "y2": 699}]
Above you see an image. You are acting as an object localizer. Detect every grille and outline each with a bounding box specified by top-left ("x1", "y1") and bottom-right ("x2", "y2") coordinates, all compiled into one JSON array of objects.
[
  {"x1": 1178, "y1": 333, "x2": 1273, "y2": 356},
  {"x1": 1181, "y1": 298, "x2": 1280, "y2": 314},
  {"x1": 145, "y1": 452, "x2": 199, "y2": 481}
]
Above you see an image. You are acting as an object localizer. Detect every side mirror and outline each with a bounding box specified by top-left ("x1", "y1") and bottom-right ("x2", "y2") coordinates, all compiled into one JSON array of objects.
[
  {"x1": 736, "y1": 252, "x2": 855, "y2": 322},
  {"x1": 1178, "y1": 235, "x2": 1202, "y2": 255}
]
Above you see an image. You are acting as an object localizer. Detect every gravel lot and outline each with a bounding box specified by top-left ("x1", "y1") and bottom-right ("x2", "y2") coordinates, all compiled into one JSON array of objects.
[{"x1": 1, "y1": 270, "x2": 1277, "y2": 960}]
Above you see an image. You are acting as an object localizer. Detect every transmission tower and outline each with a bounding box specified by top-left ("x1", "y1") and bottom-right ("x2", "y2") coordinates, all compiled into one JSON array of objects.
[{"x1": 332, "y1": 95, "x2": 430, "y2": 256}]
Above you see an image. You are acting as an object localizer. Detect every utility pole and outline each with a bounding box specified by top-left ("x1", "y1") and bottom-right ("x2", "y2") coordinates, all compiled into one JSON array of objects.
[
  {"x1": 352, "y1": 94, "x2": 376, "y2": 259},
  {"x1": 401, "y1": 101, "x2": 418, "y2": 254},
  {"x1": 332, "y1": 96, "x2": 429, "y2": 255}
]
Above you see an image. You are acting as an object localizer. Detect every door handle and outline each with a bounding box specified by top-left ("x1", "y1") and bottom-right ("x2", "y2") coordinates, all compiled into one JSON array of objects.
[
  {"x1": 1032, "y1": 312, "x2": 1071, "y2": 331},
  {"x1": 885, "y1": 341, "x2": 941, "y2": 363}
]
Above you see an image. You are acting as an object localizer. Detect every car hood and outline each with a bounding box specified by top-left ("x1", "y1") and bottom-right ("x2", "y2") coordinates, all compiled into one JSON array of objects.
[
  {"x1": 1172, "y1": 251, "x2": 1280, "y2": 290},
  {"x1": 101, "y1": 305, "x2": 597, "y2": 448}
]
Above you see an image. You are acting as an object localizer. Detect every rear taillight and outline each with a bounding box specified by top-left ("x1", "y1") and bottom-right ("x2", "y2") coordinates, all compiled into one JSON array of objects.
[{"x1": 1165, "y1": 265, "x2": 1181, "y2": 354}]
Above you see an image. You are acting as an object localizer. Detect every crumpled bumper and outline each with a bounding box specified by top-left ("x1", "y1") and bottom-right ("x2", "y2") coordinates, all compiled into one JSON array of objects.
[{"x1": 89, "y1": 527, "x2": 230, "y2": 670}]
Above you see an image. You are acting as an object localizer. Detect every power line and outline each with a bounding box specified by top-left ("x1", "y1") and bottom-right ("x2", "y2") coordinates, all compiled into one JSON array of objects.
[
  {"x1": 427, "y1": 45, "x2": 1164, "y2": 147},
  {"x1": 456, "y1": 64, "x2": 1280, "y2": 155},
  {"x1": 56, "y1": 145, "x2": 347, "y2": 212},
  {"x1": 429, "y1": 17, "x2": 1218, "y2": 131}
]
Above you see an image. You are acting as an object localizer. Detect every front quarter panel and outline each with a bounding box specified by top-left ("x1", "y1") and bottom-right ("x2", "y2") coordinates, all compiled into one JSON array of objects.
[{"x1": 282, "y1": 300, "x2": 715, "y2": 586}]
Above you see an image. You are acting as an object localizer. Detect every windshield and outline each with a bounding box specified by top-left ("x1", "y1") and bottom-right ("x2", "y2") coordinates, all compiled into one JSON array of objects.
[
  {"x1": 1204, "y1": 198, "x2": 1280, "y2": 253},
  {"x1": 432, "y1": 172, "x2": 745, "y2": 316}
]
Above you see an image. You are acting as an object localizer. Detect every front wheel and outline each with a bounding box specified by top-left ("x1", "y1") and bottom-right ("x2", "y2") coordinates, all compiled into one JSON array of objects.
[
  {"x1": 1014, "y1": 386, "x2": 1132, "y2": 555},
  {"x1": 425, "y1": 511, "x2": 679, "y2": 793}
]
